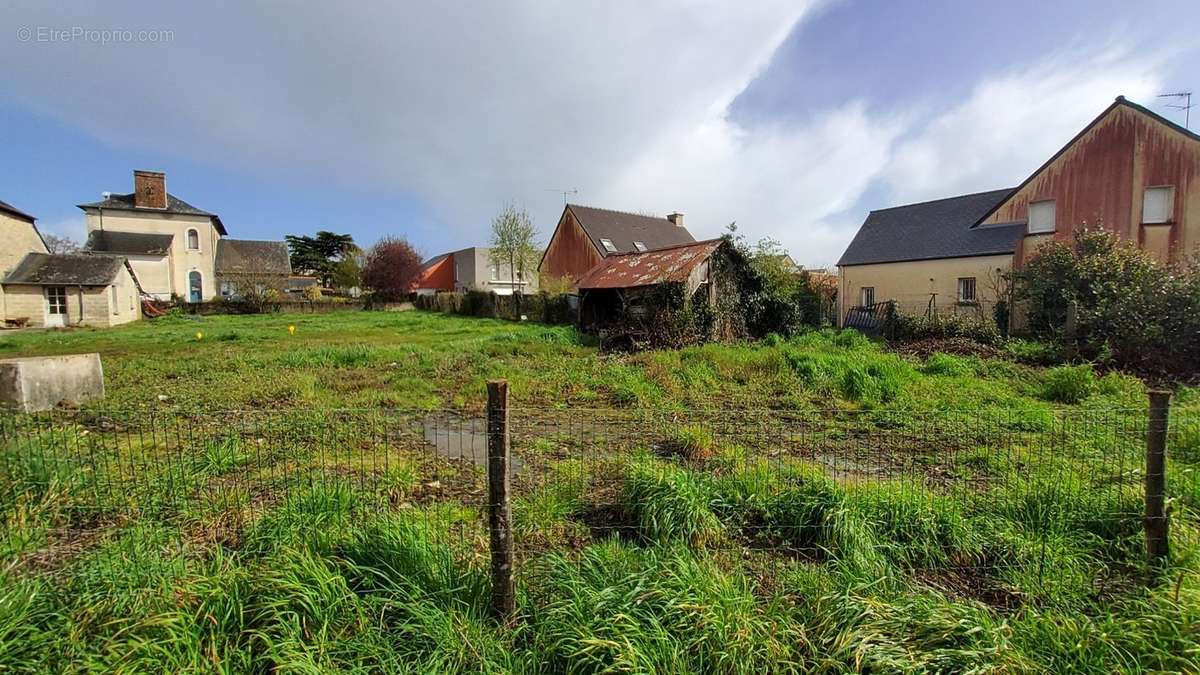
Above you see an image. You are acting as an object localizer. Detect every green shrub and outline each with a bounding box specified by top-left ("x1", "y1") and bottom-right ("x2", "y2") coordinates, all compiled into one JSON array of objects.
[
  {"x1": 921, "y1": 352, "x2": 974, "y2": 377},
  {"x1": 1015, "y1": 227, "x2": 1200, "y2": 373},
  {"x1": 893, "y1": 312, "x2": 1003, "y2": 345},
  {"x1": 1005, "y1": 338, "x2": 1062, "y2": 365},
  {"x1": 1040, "y1": 364, "x2": 1096, "y2": 404}
]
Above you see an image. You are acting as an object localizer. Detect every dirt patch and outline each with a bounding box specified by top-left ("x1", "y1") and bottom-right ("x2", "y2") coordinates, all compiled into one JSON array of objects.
[
  {"x1": 915, "y1": 567, "x2": 1025, "y2": 611},
  {"x1": 13, "y1": 517, "x2": 125, "y2": 575},
  {"x1": 890, "y1": 337, "x2": 1007, "y2": 360}
]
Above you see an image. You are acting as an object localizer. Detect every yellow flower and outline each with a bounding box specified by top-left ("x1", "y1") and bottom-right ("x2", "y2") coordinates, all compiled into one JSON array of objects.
[
  {"x1": 195, "y1": 331, "x2": 204, "y2": 340},
  {"x1": 288, "y1": 325, "x2": 296, "y2": 335}
]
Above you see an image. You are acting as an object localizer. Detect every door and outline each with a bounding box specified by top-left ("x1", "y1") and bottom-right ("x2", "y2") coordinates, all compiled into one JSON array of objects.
[
  {"x1": 45, "y1": 286, "x2": 67, "y2": 327},
  {"x1": 188, "y1": 271, "x2": 203, "y2": 303}
]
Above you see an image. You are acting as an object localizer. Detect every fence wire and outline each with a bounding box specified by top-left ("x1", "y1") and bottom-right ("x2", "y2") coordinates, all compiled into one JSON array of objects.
[{"x1": 1, "y1": 405, "x2": 1196, "y2": 598}]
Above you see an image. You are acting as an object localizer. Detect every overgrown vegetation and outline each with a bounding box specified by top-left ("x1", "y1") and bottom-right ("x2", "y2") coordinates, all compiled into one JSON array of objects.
[
  {"x1": 1015, "y1": 226, "x2": 1200, "y2": 374},
  {"x1": 1, "y1": 309, "x2": 1197, "y2": 671}
]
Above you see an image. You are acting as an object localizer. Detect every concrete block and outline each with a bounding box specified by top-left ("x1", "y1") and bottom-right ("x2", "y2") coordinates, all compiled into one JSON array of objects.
[{"x1": 0, "y1": 353, "x2": 105, "y2": 413}]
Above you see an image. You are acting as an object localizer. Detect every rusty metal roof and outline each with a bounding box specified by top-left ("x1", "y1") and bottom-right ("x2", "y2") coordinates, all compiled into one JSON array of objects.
[{"x1": 575, "y1": 238, "x2": 724, "y2": 290}]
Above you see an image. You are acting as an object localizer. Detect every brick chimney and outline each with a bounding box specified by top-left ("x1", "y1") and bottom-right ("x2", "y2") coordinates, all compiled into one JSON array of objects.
[
  {"x1": 133, "y1": 170, "x2": 167, "y2": 209},
  {"x1": 667, "y1": 212, "x2": 684, "y2": 227}
]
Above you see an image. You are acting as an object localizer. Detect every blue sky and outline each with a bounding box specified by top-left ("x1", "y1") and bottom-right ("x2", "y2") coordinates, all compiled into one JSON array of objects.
[{"x1": 2, "y1": 1, "x2": 1198, "y2": 266}]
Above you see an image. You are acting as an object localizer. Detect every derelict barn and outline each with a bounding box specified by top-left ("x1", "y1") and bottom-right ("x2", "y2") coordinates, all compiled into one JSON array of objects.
[{"x1": 576, "y1": 238, "x2": 749, "y2": 347}]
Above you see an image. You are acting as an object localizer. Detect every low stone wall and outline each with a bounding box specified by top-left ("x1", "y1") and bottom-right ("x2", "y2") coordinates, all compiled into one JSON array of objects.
[
  {"x1": 180, "y1": 300, "x2": 412, "y2": 315},
  {"x1": 0, "y1": 353, "x2": 105, "y2": 412}
]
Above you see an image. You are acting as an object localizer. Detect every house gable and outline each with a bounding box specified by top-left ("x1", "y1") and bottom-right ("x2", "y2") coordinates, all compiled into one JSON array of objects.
[
  {"x1": 977, "y1": 97, "x2": 1200, "y2": 264},
  {"x1": 539, "y1": 206, "x2": 603, "y2": 282}
]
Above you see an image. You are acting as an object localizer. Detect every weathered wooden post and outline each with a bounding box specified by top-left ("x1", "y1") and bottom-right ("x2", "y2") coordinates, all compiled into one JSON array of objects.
[
  {"x1": 486, "y1": 380, "x2": 516, "y2": 620},
  {"x1": 1145, "y1": 390, "x2": 1171, "y2": 565}
]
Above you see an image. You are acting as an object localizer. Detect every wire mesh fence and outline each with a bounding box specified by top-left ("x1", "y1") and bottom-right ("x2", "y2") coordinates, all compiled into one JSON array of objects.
[{"x1": 2, "y1": 403, "x2": 1196, "y2": 596}]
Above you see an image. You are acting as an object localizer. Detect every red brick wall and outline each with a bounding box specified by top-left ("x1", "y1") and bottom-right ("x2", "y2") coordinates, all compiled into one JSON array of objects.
[{"x1": 133, "y1": 171, "x2": 167, "y2": 209}]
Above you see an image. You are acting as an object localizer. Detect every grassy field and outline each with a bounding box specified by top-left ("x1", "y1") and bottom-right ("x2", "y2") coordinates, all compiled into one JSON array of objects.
[{"x1": 1, "y1": 310, "x2": 1199, "y2": 672}]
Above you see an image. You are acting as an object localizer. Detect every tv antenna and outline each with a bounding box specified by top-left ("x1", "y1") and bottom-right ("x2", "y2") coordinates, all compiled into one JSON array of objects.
[
  {"x1": 1158, "y1": 92, "x2": 1193, "y2": 129},
  {"x1": 545, "y1": 188, "x2": 578, "y2": 204}
]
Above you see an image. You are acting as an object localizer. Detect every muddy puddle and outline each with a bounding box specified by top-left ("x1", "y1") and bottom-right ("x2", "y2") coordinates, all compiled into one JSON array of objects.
[{"x1": 422, "y1": 414, "x2": 525, "y2": 475}]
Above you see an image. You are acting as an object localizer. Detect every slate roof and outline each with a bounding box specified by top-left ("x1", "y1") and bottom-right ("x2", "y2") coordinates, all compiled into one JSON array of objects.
[
  {"x1": 576, "y1": 238, "x2": 724, "y2": 290},
  {"x1": 215, "y1": 239, "x2": 292, "y2": 276},
  {"x1": 78, "y1": 192, "x2": 227, "y2": 235},
  {"x1": 0, "y1": 199, "x2": 37, "y2": 223},
  {"x1": 85, "y1": 230, "x2": 174, "y2": 256},
  {"x1": 567, "y1": 204, "x2": 696, "y2": 256},
  {"x1": 837, "y1": 189, "x2": 1024, "y2": 266},
  {"x1": 3, "y1": 253, "x2": 128, "y2": 286}
]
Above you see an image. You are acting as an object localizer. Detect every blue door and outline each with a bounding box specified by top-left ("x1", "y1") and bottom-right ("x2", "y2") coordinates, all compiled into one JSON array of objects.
[{"x1": 188, "y1": 271, "x2": 202, "y2": 303}]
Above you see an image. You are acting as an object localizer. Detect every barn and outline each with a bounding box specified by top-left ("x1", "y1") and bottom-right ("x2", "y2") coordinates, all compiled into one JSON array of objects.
[{"x1": 575, "y1": 238, "x2": 751, "y2": 347}]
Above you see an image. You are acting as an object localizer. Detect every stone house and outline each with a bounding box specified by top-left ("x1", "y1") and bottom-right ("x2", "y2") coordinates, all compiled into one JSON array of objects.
[
  {"x1": 1, "y1": 199, "x2": 142, "y2": 329},
  {"x1": 3, "y1": 253, "x2": 142, "y2": 329},
  {"x1": 81, "y1": 170, "x2": 289, "y2": 301}
]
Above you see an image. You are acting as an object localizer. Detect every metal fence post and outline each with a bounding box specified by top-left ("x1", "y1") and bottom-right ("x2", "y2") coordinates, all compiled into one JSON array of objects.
[
  {"x1": 486, "y1": 380, "x2": 516, "y2": 620},
  {"x1": 1146, "y1": 390, "x2": 1171, "y2": 565}
]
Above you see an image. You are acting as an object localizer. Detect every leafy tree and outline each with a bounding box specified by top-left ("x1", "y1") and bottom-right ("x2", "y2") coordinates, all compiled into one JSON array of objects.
[
  {"x1": 489, "y1": 204, "x2": 539, "y2": 303},
  {"x1": 331, "y1": 249, "x2": 364, "y2": 290},
  {"x1": 362, "y1": 236, "x2": 422, "y2": 301},
  {"x1": 285, "y1": 231, "x2": 357, "y2": 286},
  {"x1": 44, "y1": 234, "x2": 81, "y2": 255}
]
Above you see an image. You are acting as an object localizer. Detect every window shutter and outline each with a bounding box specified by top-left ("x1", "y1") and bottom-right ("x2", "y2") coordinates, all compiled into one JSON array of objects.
[
  {"x1": 1142, "y1": 187, "x2": 1174, "y2": 224},
  {"x1": 1028, "y1": 200, "x2": 1056, "y2": 233}
]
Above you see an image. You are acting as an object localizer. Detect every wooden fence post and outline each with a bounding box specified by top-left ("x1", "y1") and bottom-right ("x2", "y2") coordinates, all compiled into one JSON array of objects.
[
  {"x1": 1145, "y1": 390, "x2": 1171, "y2": 565},
  {"x1": 486, "y1": 380, "x2": 516, "y2": 620}
]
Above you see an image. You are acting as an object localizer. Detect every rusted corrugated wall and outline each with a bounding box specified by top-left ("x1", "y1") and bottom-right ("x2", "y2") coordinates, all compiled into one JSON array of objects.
[
  {"x1": 983, "y1": 103, "x2": 1200, "y2": 265},
  {"x1": 539, "y1": 208, "x2": 602, "y2": 283}
]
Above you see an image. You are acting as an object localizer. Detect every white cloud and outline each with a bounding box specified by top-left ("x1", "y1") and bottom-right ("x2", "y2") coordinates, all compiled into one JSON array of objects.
[
  {"x1": 0, "y1": 5, "x2": 1177, "y2": 267},
  {"x1": 880, "y1": 49, "x2": 1164, "y2": 204}
]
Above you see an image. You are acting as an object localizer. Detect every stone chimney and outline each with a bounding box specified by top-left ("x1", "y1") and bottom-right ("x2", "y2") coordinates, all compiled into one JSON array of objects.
[
  {"x1": 667, "y1": 212, "x2": 684, "y2": 227},
  {"x1": 133, "y1": 170, "x2": 167, "y2": 209}
]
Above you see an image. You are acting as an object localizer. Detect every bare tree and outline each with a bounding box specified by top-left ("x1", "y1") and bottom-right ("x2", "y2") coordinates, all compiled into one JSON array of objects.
[
  {"x1": 489, "y1": 204, "x2": 539, "y2": 302},
  {"x1": 44, "y1": 234, "x2": 81, "y2": 255}
]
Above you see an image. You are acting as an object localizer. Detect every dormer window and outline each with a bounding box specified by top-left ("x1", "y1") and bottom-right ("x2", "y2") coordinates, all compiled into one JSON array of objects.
[
  {"x1": 1142, "y1": 186, "x2": 1175, "y2": 224},
  {"x1": 599, "y1": 238, "x2": 618, "y2": 253},
  {"x1": 1027, "y1": 200, "x2": 1056, "y2": 234},
  {"x1": 633, "y1": 241, "x2": 648, "y2": 252},
  {"x1": 186, "y1": 228, "x2": 200, "y2": 251}
]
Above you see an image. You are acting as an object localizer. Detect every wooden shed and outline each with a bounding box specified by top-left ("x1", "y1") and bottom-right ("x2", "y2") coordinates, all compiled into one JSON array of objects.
[{"x1": 575, "y1": 238, "x2": 750, "y2": 347}]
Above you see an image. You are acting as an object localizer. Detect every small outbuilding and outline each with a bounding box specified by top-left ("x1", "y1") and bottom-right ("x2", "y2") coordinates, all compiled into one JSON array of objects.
[
  {"x1": 576, "y1": 238, "x2": 751, "y2": 347},
  {"x1": 2, "y1": 253, "x2": 143, "y2": 328}
]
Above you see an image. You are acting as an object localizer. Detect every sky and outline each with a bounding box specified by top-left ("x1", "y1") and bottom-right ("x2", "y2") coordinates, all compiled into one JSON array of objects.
[{"x1": 2, "y1": 1, "x2": 1198, "y2": 268}]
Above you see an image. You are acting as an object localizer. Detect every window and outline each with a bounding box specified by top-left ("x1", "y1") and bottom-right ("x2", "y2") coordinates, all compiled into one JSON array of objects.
[
  {"x1": 599, "y1": 238, "x2": 618, "y2": 253},
  {"x1": 111, "y1": 284, "x2": 119, "y2": 314},
  {"x1": 1142, "y1": 186, "x2": 1175, "y2": 224},
  {"x1": 490, "y1": 264, "x2": 500, "y2": 281},
  {"x1": 46, "y1": 286, "x2": 67, "y2": 315},
  {"x1": 957, "y1": 277, "x2": 977, "y2": 303},
  {"x1": 860, "y1": 287, "x2": 875, "y2": 307},
  {"x1": 188, "y1": 270, "x2": 203, "y2": 303},
  {"x1": 633, "y1": 241, "x2": 648, "y2": 252},
  {"x1": 187, "y1": 228, "x2": 200, "y2": 250},
  {"x1": 1028, "y1": 200, "x2": 1056, "y2": 233}
]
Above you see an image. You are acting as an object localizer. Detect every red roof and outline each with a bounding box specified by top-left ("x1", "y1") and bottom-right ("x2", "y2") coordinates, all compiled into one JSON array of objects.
[{"x1": 575, "y1": 238, "x2": 724, "y2": 290}]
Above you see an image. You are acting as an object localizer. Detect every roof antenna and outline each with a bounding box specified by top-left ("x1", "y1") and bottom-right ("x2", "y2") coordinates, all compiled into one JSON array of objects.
[
  {"x1": 545, "y1": 188, "x2": 578, "y2": 204},
  {"x1": 1157, "y1": 92, "x2": 1192, "y2": 129}
]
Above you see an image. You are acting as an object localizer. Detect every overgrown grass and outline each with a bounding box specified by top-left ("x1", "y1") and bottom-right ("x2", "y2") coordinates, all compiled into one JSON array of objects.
[{"x1": 1, "y1": 310, "x2": 1198, "y2": 671}]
